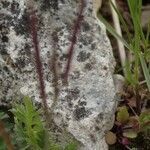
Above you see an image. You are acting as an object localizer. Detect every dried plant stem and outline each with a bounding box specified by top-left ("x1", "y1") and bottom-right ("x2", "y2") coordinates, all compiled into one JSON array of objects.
[
  {"x1": 63, "y1": 0, "x2": 86, "y2": 84},
  {"x1": 125, "y1": 145, "x2": 132, "y2": 150},
  {"x1": 0, "y1": 121, "x2": 14, "y2": 150},
  {"x1": 29, "y1": 10, "x2": 51, "y2": 128},
  {"x1": 127, "y1": 104, "x2": 138, "y2": 117},
  {"x1": 110, "y1": 0, "x2": 126, "y2": 75}
]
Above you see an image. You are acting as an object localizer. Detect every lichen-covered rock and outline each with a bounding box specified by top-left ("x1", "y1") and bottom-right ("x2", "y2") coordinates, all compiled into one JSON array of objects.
[{"x1": 0, "y1": 0, "x2": 117, "y2": 149}]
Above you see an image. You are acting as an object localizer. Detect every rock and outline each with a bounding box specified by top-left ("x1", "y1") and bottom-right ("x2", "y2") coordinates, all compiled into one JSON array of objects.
[
  {"x1": 0, "y1": 0, "x2": 117, "y2": 149},
  {"x1": 113, "y1": 74, "x2": 125, "y2": 94}
]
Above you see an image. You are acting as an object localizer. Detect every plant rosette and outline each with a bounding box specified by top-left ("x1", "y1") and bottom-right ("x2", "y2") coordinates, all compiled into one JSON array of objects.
[{"x1": 115, "y1": 106, "x2": 150, "y2": 140}]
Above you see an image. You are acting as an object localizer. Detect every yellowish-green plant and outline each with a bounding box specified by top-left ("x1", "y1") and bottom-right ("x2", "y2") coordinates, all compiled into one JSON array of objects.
[
  {"x1": 116, "y1": 106, "x2": 150, "y2": 139},
  {"x1": 11, "y1": 96, "x2": 78, "y2": 150},
  {"x1": 11, "y1": 96, "x2": 53, "y2": 150}
]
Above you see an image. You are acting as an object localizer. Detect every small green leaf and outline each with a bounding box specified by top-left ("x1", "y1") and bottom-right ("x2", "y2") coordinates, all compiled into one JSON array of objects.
[
  {"x1": 12, "y1": 96, "x2": 45, "y2": 149},
  {"x1": 139, "y1": 54, "x2": 150, "y2": 91},
  {"x1": 139, "y1": 110, "x2": 150, "y2": 131},
  {"x1": 116, "y1": 106, "x2": 129, "y2": 124},
  {"x1": 123, "y1": 129, "x2": 138, "y2": 138}
]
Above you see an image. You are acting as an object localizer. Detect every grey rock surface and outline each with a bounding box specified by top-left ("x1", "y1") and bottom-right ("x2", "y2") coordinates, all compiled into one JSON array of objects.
[{"x1": 0, "y1": 0, "x2": 117, "y2": 149}]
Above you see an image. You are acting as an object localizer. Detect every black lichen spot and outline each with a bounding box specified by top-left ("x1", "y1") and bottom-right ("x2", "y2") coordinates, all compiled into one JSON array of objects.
[
  {"x1": 0, "y1": 48, "x2": 8, "y2": 55},
  {"x1": 103, "y1": 66, "x2": 108, "y2": 70},
  {"x1": 84, "y1": 63, "x2": 92, "y2": 70},
  {"x1": 73, "y1": 107, "x2": 90, "y2": 120},
  {"x1": 13, "y1": 10, "x2": 29, "y2": 36},
  {"x1": 54, "y1": 27, "x2": 62, "y2": 34},
  {"x1": 2, "y1": 1, "x2": 10, "y2": 8},
  {"x1": 65, "y1": 87, "x2": 80, "y2": 101},
  {"x1": 89, "y1": 134, "x2": 96, "y2": 143},
  {"x1": 11, "y1": 1, "x2": 19, "y2": 13},
  {"x1": 80, "y1": 37, "x2": 88, "y2": 45},
  {"x1": 77, "y1": 51, "x2": 91, "y2": 62},
  {"x1": 79, "y1": 44, "x2": 83, "y2": 48},
  {"x1": 95, "y1": 126, "x2": 100, "y2": 131},
  {"x1": 50, "y1": 0, "x2": 58, "y2": 11},
  {"x1": 60, "y1": 0, "x2": 65, "y2": 4},
  {"x1": 40, "y1": 0, "x2": 58, "y2": 12},
  {"x1": 88, "y1": 7, "x2": 93, "y2": 14},
  {"x1": 65, "y1": 88, "x2": 80, "y2": 103},
  {"x1": 91, "y1": 43, "x2": 96, "y2": 50},
  {"x1": 78, "y1": 101, "x2": 87, "y2": 106},
  {"x1": 60, "y1": 53, "x2": 68, "y2": 61},
  {"x1": 80, "y1": 35, "x2": 93, "y2": 46},
  {"x1": 2, "y1": 35, "x2": 9, "y2": 43},
  {"x1": 0, "y1": 24, "x2": 9, "y2": 34},
  {"x1": 96, "y1": 113, "x2": 104, "y2": 123},
  {"x1": 69, "y1": 88, "x2": 80, "y2": 99},
  {"x1": 98, "y1": 113, "x2": 104, "y2": 119},
  {"x1": 68, "y1": 102, "x2": 73, "y2": 108},
  {"x1": 3, "y1": 66, "x2": 9, "y2": 72},
  {"x1": 65, "y1": 94, "x2": 72, "y2": 102},
  {"x1": 82, "y1": 22, "x2": 90, "y2": 32},
  {"x1": 24, "y1": 43, "x2": 31, "y2": 56},
  {"x1": 15, "y1": 58, "x2": 26, "y2": 68},
  {"x1": 71, "y1": 71, "x2": 80, "y2": 79}
]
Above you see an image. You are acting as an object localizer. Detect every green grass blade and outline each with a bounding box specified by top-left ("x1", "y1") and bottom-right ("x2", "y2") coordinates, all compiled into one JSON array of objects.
[
  {"x1": 109, "y1": 0, "x2": 132, "y2": 41},
  {"x1": 125, "y1": 61, "x2": 137, "y2": 86},
  {"x1": 139, "y1": 54, "x2": 150, "y2": 91},
  {"x1": 146, "y1": 22, "x2": 150, "y2": 46}
]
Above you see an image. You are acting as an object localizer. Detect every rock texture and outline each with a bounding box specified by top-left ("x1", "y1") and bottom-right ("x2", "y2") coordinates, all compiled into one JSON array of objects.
[{"x1": 0, "y1": 0, "x2": 117, "y2": 149}]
